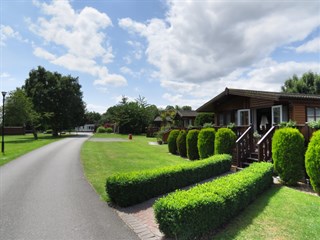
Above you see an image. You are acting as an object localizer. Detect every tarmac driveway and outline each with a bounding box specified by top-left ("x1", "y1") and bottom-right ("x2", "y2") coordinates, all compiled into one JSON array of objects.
[{"x1": 0, "y1": 134, "x2": 138, "y2": 240}]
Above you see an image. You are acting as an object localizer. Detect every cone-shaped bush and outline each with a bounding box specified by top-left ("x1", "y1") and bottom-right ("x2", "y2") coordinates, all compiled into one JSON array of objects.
[
  {"x1": 187, "y1": 129, "x2": 199, "y2": 160},
  {"x1": 168, "y1": 130, "x2": 180, "y2": 154},
  {"x1": 272, "y1": 128, "x2": 305, "y2": 185},
  {"x1": 305, "y1": 130, "x2": 320, "y2": 194},
  {"x1": 176, "y1": 130, "x2": 187, "y2": 158},
  {"x1": 215, "y1": 128, "x2": 237, "y2": 155},
  {"x1": 198, "y1": 128, "x2": 216, "y2": 159}
]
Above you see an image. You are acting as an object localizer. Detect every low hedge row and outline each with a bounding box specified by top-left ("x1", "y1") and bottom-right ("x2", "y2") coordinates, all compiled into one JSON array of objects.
[
  {"x1": 106, "y1": 154, "x2": 232, "y2": 207},
  {"x1": 154, "y1": 162, "x2": 273, "y2": 239}
]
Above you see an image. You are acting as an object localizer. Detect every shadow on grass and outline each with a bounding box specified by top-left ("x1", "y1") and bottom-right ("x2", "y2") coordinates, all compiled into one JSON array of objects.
[
  {"x1": 4, "y1": 133, "x2": 89, "y2": 144},
  {"x1": 211, "y1": 185, "x2": 281, "y2": 240}
]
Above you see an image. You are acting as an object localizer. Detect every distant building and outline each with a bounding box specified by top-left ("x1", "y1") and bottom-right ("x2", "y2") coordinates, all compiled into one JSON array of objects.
[{"x1": 75, "y1": 124, "x2": 95, "y2": 132}]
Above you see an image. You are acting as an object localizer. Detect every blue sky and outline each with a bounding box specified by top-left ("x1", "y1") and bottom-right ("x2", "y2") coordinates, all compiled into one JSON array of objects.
[{"x1": 1, "y1": 0, "x2": 319, "y2": 113}]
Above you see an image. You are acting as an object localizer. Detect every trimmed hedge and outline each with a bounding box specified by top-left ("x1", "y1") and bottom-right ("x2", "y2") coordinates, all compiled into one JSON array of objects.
[
  {"x1": 198, "y1": 128, "x2": 215, "y2": 159},
  {"x1": 96, "y1": 126, "x2": 106, "y2": 133},
  {"x1": 272, "y1": 128, "x2": 305, "y2": 185},
  {"x1": 215, "y1": 128, "x2": 237, "y2": 155},
  {"x1": 106, "y1": 154, "x2": 232, "y2": 207},
  {"x1": 176, "y1": 130, "x2": 187, "y2": 157},
  {"x1": 186, "y1": 129, "x2": 200, "y2": 160},
  {"x1": 305, "y1": 130, "x2": 320, "y2": 194},
  {"x1": 168, "y1": 130, "x2": 180, "y2": 154},
  {"x1": 154, "y1": 162, "x2": 273, "y2": 239}
]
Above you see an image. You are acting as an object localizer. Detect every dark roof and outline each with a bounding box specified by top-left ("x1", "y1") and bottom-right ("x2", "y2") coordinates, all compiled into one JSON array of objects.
[
  {"x1": 175, "y1": 110, "x2": 198, "y2": 118},
  {"x1": 197, "y1": 88, "x2": 320, "y2": 112}
]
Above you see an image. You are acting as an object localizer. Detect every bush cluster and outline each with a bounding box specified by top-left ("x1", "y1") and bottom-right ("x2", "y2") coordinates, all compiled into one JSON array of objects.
[
  {"x1": 186, "y1": 129, "x2": 200, "y2": 160},
  {"x1": 272, "y1": 128, "x2": 305, "y2": 185},
  {"x1": 106, "y1": 127, "x2": 113, "y2": 133},
  {"x1": 96, "y1": 126, "x2": 107, "y2": 133},
  {"x1": 198, "y1": 128, "x2": 215, "y2": 159},
  {"x1": 106, "y1": 154, "x2": 232, "y2": 207},
  {"x1": 215, "y1": 128, "x2": 237, "y2": 155},
  {"x1": 167, "y1": 130, "x2": 180, "y2": 154},
  {"x1": 153, "y1": 162, "x2": 273, "y2": 239},
  {"x1": 176, "y1": 130, "x2": 187, "y2": 157},
  {"x1": 194, "y1": 113, "x2": 214, "y2": 127},
  {"x1": 305, "y1": 130, "x2": 320, "y2": 194}
]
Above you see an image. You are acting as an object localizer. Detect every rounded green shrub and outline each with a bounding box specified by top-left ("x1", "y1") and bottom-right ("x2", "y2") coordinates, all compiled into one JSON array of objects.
[
  {"x1": 187, "y1": 129, "x2": 200, "y2": 160},
  {"x1": 198, "y1": 128, "x2": 216, "y2": 159},
  {"x1": 272, "y1": 128, "x2": 305, "y2": 185},
  {"x1": 305, "y1": 130, "x2": 320, "y2": 194},
  {"x1": 106, "y1": 127, "x2": 113, "y2": 133},
  {"x1": 176, "y1": 130, "x2": 187, "y2": 158},
  {"x1": 96, "y1": 126, "x2": 107, "y2": 133},
  {"x1": 215, "y1": 128, "x2": 237, "y2": 155},
  {"x1": 168, "y1": 130, "x2": 180, "y2": 154}
]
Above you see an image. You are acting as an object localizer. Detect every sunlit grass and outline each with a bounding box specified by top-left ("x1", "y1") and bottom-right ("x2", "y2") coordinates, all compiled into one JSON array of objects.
[
  {"x1": 213, "y1": 186, "x2": 320, "y2": 240},
  {"x1": 0, "y1": 133, "x2": 71, "y2": 167},
  {"x1": 81, "y1": 133, "x2": 187, "y2": 201}
]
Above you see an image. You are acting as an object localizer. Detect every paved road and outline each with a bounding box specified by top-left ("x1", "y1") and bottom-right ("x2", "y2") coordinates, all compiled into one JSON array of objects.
[{"x1": 0, "y1": 134, "x2": 139, "y2": 240}]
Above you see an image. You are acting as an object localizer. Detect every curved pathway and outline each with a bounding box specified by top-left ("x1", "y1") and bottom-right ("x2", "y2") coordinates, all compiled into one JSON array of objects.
[{"x1": 0, "y1": 134, "x2": 139, "y2": 240}]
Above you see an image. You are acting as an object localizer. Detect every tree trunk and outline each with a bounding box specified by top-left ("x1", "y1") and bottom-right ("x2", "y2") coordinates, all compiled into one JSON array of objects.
[{"x1": 32, "y1": 126, "x2": 38, "y2": 140}]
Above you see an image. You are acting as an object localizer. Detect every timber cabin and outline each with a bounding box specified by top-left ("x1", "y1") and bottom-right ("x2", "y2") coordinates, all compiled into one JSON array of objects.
[
  {"x1": 174, "y1": 110, "x2": 198, "y2": 128},
  {"x1": 197, "y1": 88, "x2": 320, "y2": 167}
]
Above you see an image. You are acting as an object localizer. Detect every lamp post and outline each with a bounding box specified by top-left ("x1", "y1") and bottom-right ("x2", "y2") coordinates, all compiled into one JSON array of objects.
[{"x1": 2, "y1": 91, "x2": 7, "y2": 153}]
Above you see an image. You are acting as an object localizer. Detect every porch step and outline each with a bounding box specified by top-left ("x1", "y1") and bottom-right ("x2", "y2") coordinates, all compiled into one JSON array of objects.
[{"x1": 246, "y1": 157, "x2": 259, "y2": 162}]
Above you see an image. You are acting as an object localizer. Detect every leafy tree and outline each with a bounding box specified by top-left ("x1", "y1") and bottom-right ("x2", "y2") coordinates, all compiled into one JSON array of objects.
[
  {"x1": 195, "y1": 113, "x2": 214, "y2": 126},
  {"x1": 281, "y1": 72, "x2": 320, "y2": 94},
  {"x1": 181, "y1": 106, "x2": 192, "y2": 111},
  {"x1": 24, "y1": 66, "x2": 85, "y2": 136},
  {"x1": 4, "y1": 88, "x2": 40, "y2": 139},
  {"x1": 85, "y1": 111, "x2": 101, "y2": 124}
]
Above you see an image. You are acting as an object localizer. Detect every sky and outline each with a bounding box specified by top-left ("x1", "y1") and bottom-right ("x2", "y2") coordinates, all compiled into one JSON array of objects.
[{"x1": 1, "y1": 0, "x2": 319, "y2": 114}]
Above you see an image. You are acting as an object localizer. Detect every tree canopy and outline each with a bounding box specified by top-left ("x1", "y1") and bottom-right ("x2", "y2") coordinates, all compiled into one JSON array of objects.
[
  {"x1": 4, "y1": 88, "x2": 39, "y2": 127},
  {"x1": 281, "y1": 72, "x2": 320, "y2": 94},
  {"x1": 23, "y1": 66, "x2": 86, "y2": 136}
]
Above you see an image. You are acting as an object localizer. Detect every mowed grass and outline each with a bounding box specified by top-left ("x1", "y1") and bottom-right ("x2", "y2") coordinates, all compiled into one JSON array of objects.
[
  {"x1": 0, "y1": 134, "x2": 63, "y2": 166},
  {"x1": 81, "y1": 133, "x2": 320, "y2": 239},
  {"x1": 81, "y1": 133, "x2": 187, "y2": 201},
  {"x1": 213, "y1": 186, "x2": 320, "y2": 240}
]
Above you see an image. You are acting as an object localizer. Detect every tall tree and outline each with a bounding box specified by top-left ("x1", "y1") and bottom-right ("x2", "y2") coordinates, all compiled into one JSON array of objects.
[
  {"x1": 24, "y1": 66, "x2": 86, "y2": 136},
  {"x1": 85, "y1": 111, "x2": 101, "y2": 124},
  {"x1": 281, "y1": 72, "x2": 320, "y2": 94},
  {"x1": 4, "y1": 88, "x2": 40, "y2": 139}
]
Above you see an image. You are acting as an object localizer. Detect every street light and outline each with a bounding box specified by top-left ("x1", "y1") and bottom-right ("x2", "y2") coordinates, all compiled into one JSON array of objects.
[{"x1": 2, "y1": 91, "x2": 7, "y2": 153}]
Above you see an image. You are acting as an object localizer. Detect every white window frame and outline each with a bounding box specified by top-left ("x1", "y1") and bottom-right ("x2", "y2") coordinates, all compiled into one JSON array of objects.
[
  {"x1": 237, "y1": 109, "x2": 251, "y2": 126},
  {"x1": 272, "y1": 105, "x2": 282, "y2": 125}
]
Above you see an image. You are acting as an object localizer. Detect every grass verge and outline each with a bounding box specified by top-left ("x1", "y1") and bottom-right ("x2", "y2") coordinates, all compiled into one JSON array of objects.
[
  {"x1": 0, "y1": 134, "x2": 66, "y2": 167},
  {"x1": 81, "y1": 133, "x2": 187, "y2": 201},
  {"x1": 213, "y1": 186, "x2": 320, "y2": 240}
]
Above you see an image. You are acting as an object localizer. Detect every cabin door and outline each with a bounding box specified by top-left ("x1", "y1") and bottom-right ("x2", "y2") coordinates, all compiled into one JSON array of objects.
[{"x1": 256, "y1": 108, "x2": 271, "y2": 135}]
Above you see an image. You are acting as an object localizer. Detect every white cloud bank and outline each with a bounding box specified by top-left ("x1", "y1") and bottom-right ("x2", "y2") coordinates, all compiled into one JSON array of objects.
[
  {"x1": 30, "y1": 0, "x2": 127, "y2": 87},
  {"x1": 119, "y1": 0, "x2": 320, "y2": 108}
]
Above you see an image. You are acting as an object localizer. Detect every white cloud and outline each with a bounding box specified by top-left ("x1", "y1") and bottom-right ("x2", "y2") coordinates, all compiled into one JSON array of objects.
[
  {"x1": 86, "y1": 103, "x2": 107, "y2": 114},
  {"x1": 0, "y1": 25, "x2": 26, "y2": 46},
  {"x1": 119, "y1": 0, "x2": 319, "y2": 94},
  {"x1": 296, "y1": 37, "x2": 320, "y2": 53},
  {"x1": 33, "y1": 47, "x2": 56, "y2": 61},
  {"x1": 30, "y1": 0, "x2": 127, "y2": 86}
]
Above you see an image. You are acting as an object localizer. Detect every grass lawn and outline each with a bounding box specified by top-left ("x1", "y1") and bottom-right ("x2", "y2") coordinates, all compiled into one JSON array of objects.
[
  {"x1": 81, "y1": 133, "x2": 187, "y2": 201},
  {"x1": 82, "y1": 133, "x2": 320, "y2": 239},
  {"x1": 0, "y1": 133, "x2": 71, "y2": 167},
  {"x1": 213, "y1": 186, "x2": 320, "y2": 240}
]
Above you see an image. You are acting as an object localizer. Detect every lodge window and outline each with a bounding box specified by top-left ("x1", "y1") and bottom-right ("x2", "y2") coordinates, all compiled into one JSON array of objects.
[
  {"x1": 307, "y1": 107, "x2": 320, "y2": 122},
  {"x1": 237, "y1": 109, "x2": 251, "y2": 126},
  {"x1": 272, "y1": 105, "x2": 282, "y2": 125}
]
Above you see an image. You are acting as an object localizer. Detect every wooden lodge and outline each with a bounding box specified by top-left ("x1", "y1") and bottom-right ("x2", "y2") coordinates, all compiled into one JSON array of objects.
[{"x1": 197, "y1": 88, "x2": 320, "y2": 167}]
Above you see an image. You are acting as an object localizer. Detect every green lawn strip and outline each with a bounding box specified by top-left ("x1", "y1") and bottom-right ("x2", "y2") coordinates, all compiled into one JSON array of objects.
[
  {"x1": 213, "y1": 186, "x2": 320, "y2": 240},
  {"x1": 0, "y1": 134, "x2": 69, "y2": 167},
  {"x1": 81, "y1": 134, "x2": 187, "y2": 201}
]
